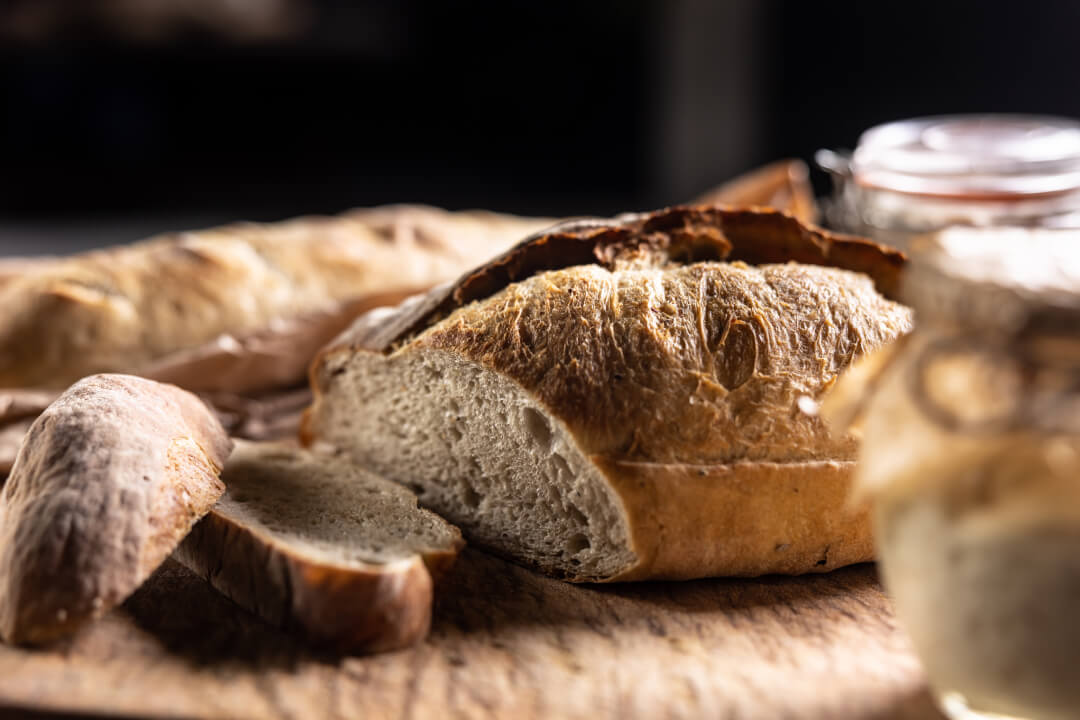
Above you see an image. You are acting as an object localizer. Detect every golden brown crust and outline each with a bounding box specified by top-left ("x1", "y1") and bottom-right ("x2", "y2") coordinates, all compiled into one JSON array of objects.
[
  {"x1": 0, "y1": 375, "x2": 231, "y2": 645},
  {"x1": 0, "y1": 206, "x2": 553, "y2": 391},
  {"x1": 326, "y1": 206, "x2": 905, "y2": 356},
  {"x1": 418, "y1": 262, "x2": 910, "y2": 466},
  {"x1": 593, "y1": 457, "x2": 872, "y2": 581}
]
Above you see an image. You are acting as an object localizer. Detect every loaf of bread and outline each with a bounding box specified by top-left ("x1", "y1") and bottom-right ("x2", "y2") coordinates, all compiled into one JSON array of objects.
[
  {"x1": 303, "y1": 206, "x2": 912, "y2": 582},
  {"x1": 175, "y1": 440, "x2": 463, "y2": 654},
  {"x1": 0, "y1": 205, "x2": 553, "y2": 393},
  {"x1": 0, "y1": 375, "x2": 231, "y2": 644}
]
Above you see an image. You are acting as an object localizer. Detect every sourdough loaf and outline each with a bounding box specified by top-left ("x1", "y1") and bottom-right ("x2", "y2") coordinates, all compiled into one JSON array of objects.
[
  {"x1": 0, "y1": 206, "x2": 553, "y2": 393},
  {"x1": 0, "y1": 375, "x2": 231, "y2": 644},
  {"x1": 303, "y1": 206, "x2": 912, "y2": 581},
  {"x1": 175, "y1": 440, "x2": 463, "y2": 654}
]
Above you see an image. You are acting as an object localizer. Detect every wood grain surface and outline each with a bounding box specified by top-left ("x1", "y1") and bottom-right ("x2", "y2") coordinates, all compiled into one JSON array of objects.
[{"x1": 0, "y1": 549, "x2": 943, "y2": 720}]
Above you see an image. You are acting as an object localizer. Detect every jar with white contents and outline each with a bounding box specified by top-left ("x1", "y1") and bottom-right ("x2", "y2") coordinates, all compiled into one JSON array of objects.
[
  {"x1": 818, "y1": 115, "x2": 1080, "y2": 249},
  {"x1": 824, "y1": 227, "x2": 1080, "y2": 720}
]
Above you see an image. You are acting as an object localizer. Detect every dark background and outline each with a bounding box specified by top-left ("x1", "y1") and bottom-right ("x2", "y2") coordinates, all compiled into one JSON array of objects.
[{"x1": 2, "y1": 0, "x2": 1079, "y2": 253}]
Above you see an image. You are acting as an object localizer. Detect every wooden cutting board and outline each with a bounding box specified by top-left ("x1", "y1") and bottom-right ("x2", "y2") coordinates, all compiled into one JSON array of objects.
[{"x1": 0, "y1": 549, "x2": 943, "y2": 720}]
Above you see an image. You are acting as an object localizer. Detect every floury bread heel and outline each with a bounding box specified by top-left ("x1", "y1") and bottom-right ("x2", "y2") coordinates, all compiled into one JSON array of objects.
[{"x1": 175, "y1": 441, "x2": 464, "y2": 654}]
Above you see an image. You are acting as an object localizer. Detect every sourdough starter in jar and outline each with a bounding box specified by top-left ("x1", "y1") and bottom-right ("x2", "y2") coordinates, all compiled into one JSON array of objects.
[
  {"x1": 819, "y1": 115, "x2": 1080, "y2": 249},
  {"x1": 836, "y1": 227, "x2": 1080, "y2": 720}
]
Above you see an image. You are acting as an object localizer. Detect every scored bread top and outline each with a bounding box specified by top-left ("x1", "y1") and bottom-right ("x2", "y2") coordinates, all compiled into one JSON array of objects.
[
  {"x1": 418, "y1": 262, "x2": 910, "y2": 465},
  {"x1": 310, "y1": 206, "x2": 912, "y2": 465},
  {"x1": 331, "y1": 206, "x2": 906, "y2": 354}
]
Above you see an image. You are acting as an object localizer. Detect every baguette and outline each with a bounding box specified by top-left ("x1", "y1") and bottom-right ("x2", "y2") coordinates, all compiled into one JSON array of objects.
[
  {"x1": 0, "y1": 375, "x2": 231, "y2": 644},
  {"x1": 303, "y1": 206, "x2": 912, "y2": 581},
  {"x1": 175, "y1": 440, "x2": 464, "y2": 654},
  {"x1": 0, "y1": 205, "x2": 553, "y2": 393}
]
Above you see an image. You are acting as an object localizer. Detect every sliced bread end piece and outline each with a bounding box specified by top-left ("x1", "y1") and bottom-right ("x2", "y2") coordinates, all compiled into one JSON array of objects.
[
  {"x1": 174, "y1": 440, "x2": 464, "y2": 654},
  {"x1": 0, "y1": 374, "x2": 231, "y2": 645}
]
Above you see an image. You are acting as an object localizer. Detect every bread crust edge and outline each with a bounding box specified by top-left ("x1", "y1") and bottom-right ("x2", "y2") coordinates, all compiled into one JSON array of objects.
[
  {"x1": 595, "y1": 457, "x2": 871, "y2": 582},
  {"x1": 175, "y1": 506, "x2": 450, "y2": 654}
]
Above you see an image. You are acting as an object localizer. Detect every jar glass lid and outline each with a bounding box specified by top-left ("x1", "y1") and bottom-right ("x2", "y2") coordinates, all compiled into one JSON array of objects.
[{"x1": 853, "y1": 115, "x2": 1080, "y2": 198}]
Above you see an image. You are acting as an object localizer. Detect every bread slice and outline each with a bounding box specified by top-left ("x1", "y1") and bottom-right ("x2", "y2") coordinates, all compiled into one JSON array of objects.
[
  {"x1": 303, "y1": 206, "x2": 912, "y2": 582},
  {"x1": 0, "y1": 205, "x2": 553, "y2": 393},
  {"x1": 174, "y1": 440, "x2": 464, "y2": 654},
  {"x1": 0, "y1": 375, "x2": 231, "y2": 645}
]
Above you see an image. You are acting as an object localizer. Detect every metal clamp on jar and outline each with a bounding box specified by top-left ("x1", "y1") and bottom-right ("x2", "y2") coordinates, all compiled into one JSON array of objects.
[
  {"x1": 824, "y1": 227, "x2": 1080, "y2": 720},
  {"x1": 817, "y1": 115, "x2": 1080, "y2": 249}
]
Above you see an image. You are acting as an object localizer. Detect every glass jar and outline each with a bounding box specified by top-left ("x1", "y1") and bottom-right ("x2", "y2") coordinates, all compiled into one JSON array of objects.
[
  {"x1": 825, "y1": 227, "x2": 1080, "y2": 720},
  {"x1": 818, "y1": 115, "x2": 1080, "y2": 249}
]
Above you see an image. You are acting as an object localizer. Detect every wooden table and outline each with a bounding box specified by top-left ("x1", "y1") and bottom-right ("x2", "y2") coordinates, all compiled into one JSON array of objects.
[{"x1": 0, "y1": 549, "x2": 943, "y2": 719}]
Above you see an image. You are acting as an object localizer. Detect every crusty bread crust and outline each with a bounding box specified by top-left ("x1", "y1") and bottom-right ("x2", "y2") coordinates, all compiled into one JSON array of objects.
[
  {"x1": 0, "y1": 375, "x2": 231, "y2": 644},
  {"x1": 594, "y1": 458, "x2": 871, "y2": 581},
  {"x1": 174, "y1": 441, "x2": 464, "y2": 653},
  {"x1": 305, "y1": 207, "x2": 910, "y2": 580},
  {"x1": 415, "y1": 261, "x2": 909, "y2": 467},
  {"x1": 0, "y1": 206, "x2": 553, "y2": 391},
  {"x1": 322, "y1": 206, "x2": 904, "y2": 357},
  {"x1": 176, "y1": 511, "x2": 436, "y2": 655}
]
